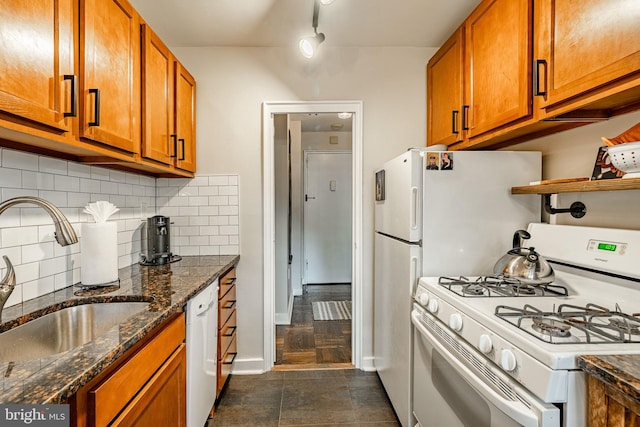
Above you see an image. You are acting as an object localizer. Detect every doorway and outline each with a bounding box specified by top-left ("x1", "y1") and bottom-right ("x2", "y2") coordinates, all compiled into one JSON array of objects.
[{"x1": 262, "y1": 101, "x2": 364, "y2": 371}]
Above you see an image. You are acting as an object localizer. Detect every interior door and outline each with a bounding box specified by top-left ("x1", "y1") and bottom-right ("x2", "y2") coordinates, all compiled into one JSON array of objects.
[{"x1": 303, "y1": 151, "x2": 352, "y2": 284}]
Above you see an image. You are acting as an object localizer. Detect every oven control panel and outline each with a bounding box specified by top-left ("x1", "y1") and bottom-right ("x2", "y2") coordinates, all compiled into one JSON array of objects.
[{"x1": 587, "y1": 239, "x2": 627, "y2": 256}]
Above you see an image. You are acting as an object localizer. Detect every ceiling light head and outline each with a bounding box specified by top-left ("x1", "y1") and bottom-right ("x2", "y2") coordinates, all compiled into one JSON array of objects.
[
  {"x1": 337, "y1": 112, "x2": 352, "y2": 119},
  {"x1": 299, "y1": 32, "x2": 325, "y2": 59},
  {"x1": 320, "y1": 0, "x2": 335, "y2": 4}
]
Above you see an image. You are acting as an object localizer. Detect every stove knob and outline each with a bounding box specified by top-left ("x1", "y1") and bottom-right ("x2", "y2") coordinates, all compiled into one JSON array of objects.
[
  {"x1": 449, "y1": 313, "x2": 463, "y2": 331},
  {"x1": 478, "y1": 334, "x2": 493, "y2": 354},
  {"x1": 500, "y1": 349, "x2": 517, "y2": 372},
  {"x1": 418, "y1": 292, "x2": 429, "y2": 306},
  {"x1": 427, "y1": 299, "x2": 439, "y2": 314}
]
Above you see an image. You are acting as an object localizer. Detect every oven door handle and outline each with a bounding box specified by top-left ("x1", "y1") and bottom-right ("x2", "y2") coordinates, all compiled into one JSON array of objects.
[{"x1": 412, "y1": 311, "x2": 559, "y2": 427}]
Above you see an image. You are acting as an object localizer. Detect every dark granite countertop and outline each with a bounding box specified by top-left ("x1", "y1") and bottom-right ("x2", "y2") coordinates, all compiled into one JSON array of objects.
[
  {"x1": 0, "y1": 255, "x2": 239, "y2": 404},
  {"x1": 579, "y1": 354, "x2": 640, "y2": 402}
]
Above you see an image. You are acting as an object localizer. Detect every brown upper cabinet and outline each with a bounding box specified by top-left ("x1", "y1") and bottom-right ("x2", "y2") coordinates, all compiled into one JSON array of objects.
[
  {"x1": 428, "y1": 0, "x2": 533, "y2": 149},
  {"x1": 174, "y1": 63, "x2": 196, "y2": 173},
  {"x1": 427, "y1": 0, "x2": 640, "y2": 150},
  {"x1": 0, "y1": 0, "x2": 196, "y2": 177},
  {"x1": 0, "y1": 0, "x2": 75, "y2": 134},
  {"x1": 534, "y1": 0, "x2": 640, "y2": 118},
  {"x1": 141, "y1": 24, "x2": 175, "y2": 166},
  {"x1": 79, "y1": 0, "x2": 140, "y2": 154},
  {"x1": 427, "y1": 27, "x2": 465, "y2": 147},
  {"x1": 141, "y1": 25, "x2": 196, "y2": 173}
]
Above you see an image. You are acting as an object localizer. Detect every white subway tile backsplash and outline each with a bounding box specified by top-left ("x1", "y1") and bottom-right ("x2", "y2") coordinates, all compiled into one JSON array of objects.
[
  {"x1": 55, "y1": 175, "x2": 80, "y2": 192},
  {"x1": 209, "y1": 176, "x2": 229, "y2": 186},
  {"x1": 67, "y1": 162, "x2": 92, "y2": 179},
  {"x1": 1, "y1": 147, "x2": 239, "y2": 307},
  {"x1": 157, "y1": 174, "x2": 239, "y2": 260},
  {"x1": 0, "y1": 168, "x2": 22, "y2": 187},
  {"x1": 3, "y1": 149, "x2": 38, "y2": 171},
  {"x1": 39, "y1": 157, "x2": 68, "y2": 175},
  {"x1": 2, "y1": 226, "x2": 38, "y2": 247}
]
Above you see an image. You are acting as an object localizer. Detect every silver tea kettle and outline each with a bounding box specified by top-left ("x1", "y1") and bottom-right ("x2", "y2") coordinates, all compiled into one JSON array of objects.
[{"x1": 493, "y1": 230, "x2": 555, "y2": 284}]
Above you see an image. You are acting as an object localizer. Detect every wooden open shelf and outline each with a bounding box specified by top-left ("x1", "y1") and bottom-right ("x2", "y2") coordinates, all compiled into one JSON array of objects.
[{"x1": 512, "y1": 177, "x2": 640, "y2": 195}]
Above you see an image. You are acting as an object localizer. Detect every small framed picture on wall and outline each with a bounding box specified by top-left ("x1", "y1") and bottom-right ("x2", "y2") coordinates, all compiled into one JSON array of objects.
[{"x1": 375, "y1": 170, "x2": 385, "y2": 201}]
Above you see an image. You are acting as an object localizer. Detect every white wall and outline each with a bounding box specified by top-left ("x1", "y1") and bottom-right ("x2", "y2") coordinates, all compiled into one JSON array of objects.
[
  {"x1": 507, "y1": 110, "x2": 640, "y2": 230},
  {"x1": 172, "y1": 45, "x2": 436, "y2": 369}
]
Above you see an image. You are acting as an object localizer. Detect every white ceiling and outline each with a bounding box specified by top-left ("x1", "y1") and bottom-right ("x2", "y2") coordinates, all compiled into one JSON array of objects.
[{"x1": 128, "y1": 0, "x2": 482, "y2": 48}]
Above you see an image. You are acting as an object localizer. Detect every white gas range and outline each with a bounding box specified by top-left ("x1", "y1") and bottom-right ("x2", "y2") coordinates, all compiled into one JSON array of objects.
[{"x1": 411, "y1": 223, "x2": 640, "y2": 427}]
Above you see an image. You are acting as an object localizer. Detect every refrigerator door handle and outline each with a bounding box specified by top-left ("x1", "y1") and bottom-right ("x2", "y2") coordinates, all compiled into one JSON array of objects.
[
  {"x1": 410, "y1": 255, "x2": 419, "y2": 292},
  {"x1": 410, "y1": 186, "x2": 419, "y2": 230}
]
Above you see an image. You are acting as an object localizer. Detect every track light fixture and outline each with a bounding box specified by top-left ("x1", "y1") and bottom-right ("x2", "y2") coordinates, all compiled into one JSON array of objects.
[{"x1": 299, "y1": 0, "x2": 328, "y2": 58}]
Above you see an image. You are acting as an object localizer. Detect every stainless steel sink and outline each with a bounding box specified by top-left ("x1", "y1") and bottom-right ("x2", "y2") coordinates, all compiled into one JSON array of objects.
[{"x1": 0, "y1": 302, "x2": 149, "y2": 363}]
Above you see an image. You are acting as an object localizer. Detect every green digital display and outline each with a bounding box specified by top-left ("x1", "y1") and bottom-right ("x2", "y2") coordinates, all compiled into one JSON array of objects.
[{"x1": 598, "y1": 243, "x2": 617, "y2": 252}]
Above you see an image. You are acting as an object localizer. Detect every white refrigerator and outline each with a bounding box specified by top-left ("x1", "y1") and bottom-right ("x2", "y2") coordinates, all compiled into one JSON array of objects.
[{"x1": 373, "y1": 149, "x2": 541, "y2": 427}]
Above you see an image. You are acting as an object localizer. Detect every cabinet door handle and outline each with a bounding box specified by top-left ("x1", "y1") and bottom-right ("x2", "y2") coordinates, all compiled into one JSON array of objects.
[
  {"x1": 222, "y1": 300, "x2": 236, "y2": 310},
  {"x1": 451, "y1": 110, "x2": 459, "y2": 135},
  {"x1": 222, "y1": 325, "x2": 237, "y2": 337},
  {"x1": 223, "y1": 352, "x2": 237, "y2": 365},
  {"x1": 462, "y1": 105, "x2": 470, "y2": 131},
  {"x1": 178, "y1": 138, "x2": 185, "y2": 160},
  {"x1": 533, "y1": 59, "x2": 547, "y2": 96},
  {"x1": 63, "y1": 75, "x2": 77, "y2": 118},
  {"x1": 88, "y1": 88, "x2": 100, "y2": 126},
  {"x1": 170, "y1": 134, "x2": 177, "y2": 158}
]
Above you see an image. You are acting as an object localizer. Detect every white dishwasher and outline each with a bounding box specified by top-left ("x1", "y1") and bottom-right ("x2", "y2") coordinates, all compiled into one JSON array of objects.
[{"x1": 186, "y1": 279, "x2": 218, "y2": 427}]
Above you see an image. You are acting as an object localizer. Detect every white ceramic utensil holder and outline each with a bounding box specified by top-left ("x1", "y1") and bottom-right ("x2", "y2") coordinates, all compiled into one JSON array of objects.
[{"x1": 81, "y1": 222, "x2": 118, "y2": 286}]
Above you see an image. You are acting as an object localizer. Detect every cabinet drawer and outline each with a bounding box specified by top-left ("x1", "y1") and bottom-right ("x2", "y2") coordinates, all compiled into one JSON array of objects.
[
  {"x1": 219, "y1": 284, "x2": 236, "y2": 326},
  {"x1": 218, "y1": 309, "x2": 236, "y2": 356},
  {"x1": 90, "y1": 313, "x2": 185, "y2": 427},
  {"x1": 218, "y1": 268, "x2": 236, "y2": 300},
  {"x1": 110, "y1": 344, "x2": 186, "y2": 427},
  {"x1": 217, "y1": 335, "x2": 236, "y2": 396}
]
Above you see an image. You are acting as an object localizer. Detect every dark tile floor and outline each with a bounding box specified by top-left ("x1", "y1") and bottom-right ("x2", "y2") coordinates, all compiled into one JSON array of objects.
[
  {"x1": 276, "y1": 284, "x2": 352, "y2": 366},
  {"x1": 208, "y1": 369, "x2": 400, "y2": 426}
]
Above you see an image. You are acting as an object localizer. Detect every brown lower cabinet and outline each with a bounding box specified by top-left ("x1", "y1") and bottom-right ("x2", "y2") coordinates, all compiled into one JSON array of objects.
[
  {"x1": 587, "y1": 376, "x2": 640, "y2": 427},
  {"x1": 217, "y1": 267, "x2": 237, "y2": 398},
  {"x1": 71, "y1": 312, "x2": 186, "y2": 427}
]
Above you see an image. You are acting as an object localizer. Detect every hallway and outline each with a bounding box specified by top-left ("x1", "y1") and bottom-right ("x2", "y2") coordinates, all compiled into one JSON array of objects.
[{"x1": 275, "y1": 284, "x2": 352, "y2": 368}]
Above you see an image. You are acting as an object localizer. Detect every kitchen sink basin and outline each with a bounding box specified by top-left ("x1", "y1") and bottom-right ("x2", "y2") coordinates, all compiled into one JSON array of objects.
[{"x1": 0, "y1": 301, "x2": 149, "y2": 363}]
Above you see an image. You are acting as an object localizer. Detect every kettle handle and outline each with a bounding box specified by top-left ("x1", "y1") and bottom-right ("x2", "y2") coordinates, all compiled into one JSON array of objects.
[{"x1": 512, "y1": 230, "x2": 531, "y2": 249}]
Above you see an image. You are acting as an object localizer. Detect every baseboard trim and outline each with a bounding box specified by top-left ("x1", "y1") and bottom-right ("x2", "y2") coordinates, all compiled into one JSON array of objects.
[
  {"x1": 275, "y1": 293, "x2": 294, "y2": 325},
  {"x1": 231, "y1": 357, "x2": 268, "y2": 375},
  {"x1": 360, "y1": 356, "x2": 376, "y2": 372}
]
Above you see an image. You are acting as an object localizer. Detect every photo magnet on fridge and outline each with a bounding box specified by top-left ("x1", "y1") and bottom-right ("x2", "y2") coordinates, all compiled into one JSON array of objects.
[{"x1": 425, "y1": 152, "x2": 440, "y2": 170}]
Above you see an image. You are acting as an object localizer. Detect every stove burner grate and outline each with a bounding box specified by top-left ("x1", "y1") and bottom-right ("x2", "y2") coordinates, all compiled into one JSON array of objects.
[
  {"x1": 438, "y1": 276, "x2": 569, "y2": 298},
  {"x1": 495, "y1": 303, "x2": 640, "y2": 344}
]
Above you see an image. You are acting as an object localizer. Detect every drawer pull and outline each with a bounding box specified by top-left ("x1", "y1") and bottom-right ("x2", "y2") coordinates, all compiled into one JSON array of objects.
[
  {"x1": 170, "y1": 134, "x2": 177, "y2": 158},
  {"x1": 462, "y1": 105, "x2": 470, "y2": 131},
  {"x1": 223, "y1": 352, "x2": 237, "y2": 365},
  {"x1": 178, "y1": 138, "x2": 185, "y2": 160},
  {"x1": 533, "y1": 59, "x2": 547, "y2": 97},
  {"x1": 222, "y1": 300, "x2": 236, "y2": 310},
  {"x1": 88, "y1": 88, "x2": 100, "y2": 126},
  {"x1": 222, "y1": 325, "x2": 236, "y2": 337},
  {"x1": 451, "y1": 110, "x2": 459, "y2": 135},
  {"x1": 63, "y1": 75, "x2": 77, "y2": 118}
]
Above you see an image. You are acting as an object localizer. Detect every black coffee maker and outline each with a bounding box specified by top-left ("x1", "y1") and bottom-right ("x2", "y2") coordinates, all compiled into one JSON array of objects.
[{"x1": 141, "y1": 215, "x2": 181, "y2": 265}]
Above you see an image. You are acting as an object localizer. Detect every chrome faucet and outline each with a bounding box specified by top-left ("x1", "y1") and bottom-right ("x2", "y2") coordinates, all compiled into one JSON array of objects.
[{"x1": 0, "y1": 197, "x2": 79, "y2": 318}]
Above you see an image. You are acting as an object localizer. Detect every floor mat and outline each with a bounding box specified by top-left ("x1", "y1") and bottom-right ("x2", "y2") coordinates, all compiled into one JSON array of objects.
[{"x1": 312, "y1": 301, "x2": 352, "y2": 321}]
